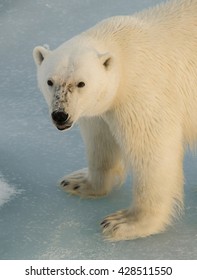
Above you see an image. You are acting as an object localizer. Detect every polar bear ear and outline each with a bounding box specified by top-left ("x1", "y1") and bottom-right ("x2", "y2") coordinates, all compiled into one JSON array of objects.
[
  {"x1": 99, "y1": 53, "x2": 113, "y2": 70},
  {"x1": 33, "y1": 46, "x2": 50, "y2": 66}
]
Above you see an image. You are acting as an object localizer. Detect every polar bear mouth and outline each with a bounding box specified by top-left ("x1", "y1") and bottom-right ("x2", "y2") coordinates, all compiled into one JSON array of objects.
[
  {"x1": 54, "y1": 121, "x2": 73, "y2": 131},
  {"x1": 51, "y1": 110, "x2": 73, "y2": 131}
]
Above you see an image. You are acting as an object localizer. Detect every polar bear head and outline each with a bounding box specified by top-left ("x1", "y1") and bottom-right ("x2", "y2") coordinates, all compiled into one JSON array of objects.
[{"x1": 33, "y1": 41, "x2": 119, "y2": 130}]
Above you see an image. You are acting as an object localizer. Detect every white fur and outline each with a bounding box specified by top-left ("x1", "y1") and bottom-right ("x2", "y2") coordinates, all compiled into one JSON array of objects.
[{"x1": 33, "y1": 0, "x2": 197, "y2": 241}]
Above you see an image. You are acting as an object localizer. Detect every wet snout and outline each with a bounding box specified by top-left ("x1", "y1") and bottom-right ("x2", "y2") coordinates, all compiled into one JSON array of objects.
[
  {"x1": 51, "y1": 111, "x2": 69, "y2": 123},
  {"x1": 51, "y1": 110, "x2": 72, "y2": 131}
]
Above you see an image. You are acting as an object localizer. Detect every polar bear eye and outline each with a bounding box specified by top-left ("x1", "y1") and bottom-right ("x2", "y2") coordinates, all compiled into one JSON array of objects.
[
  {"x1": 77, "y1": 81, "x2": 85, "y2": 88},
  {"x1": 47, "y1": 79, "x2": 54, "y2": 87}
]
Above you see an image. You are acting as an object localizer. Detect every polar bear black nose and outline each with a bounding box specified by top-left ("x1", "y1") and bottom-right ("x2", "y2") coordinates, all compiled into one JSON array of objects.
[{"x1": 51, "y1": 111, "x2": 69, "y2": 123}]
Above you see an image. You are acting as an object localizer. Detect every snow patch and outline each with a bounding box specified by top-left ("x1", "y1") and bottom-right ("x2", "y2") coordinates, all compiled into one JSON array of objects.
[{"x1": 0, "y1": 174, "x2": 19, "y2": 207}]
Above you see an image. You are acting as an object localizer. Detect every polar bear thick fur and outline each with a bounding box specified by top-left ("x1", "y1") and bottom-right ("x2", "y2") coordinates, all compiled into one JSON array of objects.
[{"x1": 33, "y1": 0, "x2": 197, "y2": 241}]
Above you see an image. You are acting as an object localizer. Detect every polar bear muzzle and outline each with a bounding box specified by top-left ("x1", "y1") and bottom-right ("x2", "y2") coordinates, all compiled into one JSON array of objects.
[{"x1": 51, "y1": 110, "x2": 72, "y2": 131}]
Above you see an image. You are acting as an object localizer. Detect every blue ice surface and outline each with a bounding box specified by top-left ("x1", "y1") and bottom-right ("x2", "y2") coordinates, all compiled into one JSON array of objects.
[{"x1": 0, "y1": 0, "x2": 196, "y2": 260}]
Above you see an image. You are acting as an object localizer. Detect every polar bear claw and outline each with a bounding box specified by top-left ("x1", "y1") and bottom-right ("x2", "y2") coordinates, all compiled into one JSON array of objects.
[{"x1": 60, "y1": 169, "x2": 108, "y2": 198}]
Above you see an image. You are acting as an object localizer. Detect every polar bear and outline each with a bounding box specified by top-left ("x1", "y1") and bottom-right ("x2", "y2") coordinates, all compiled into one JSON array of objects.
[{"x1": 33, "y1": 0, "x2": 197, "y2": 241}]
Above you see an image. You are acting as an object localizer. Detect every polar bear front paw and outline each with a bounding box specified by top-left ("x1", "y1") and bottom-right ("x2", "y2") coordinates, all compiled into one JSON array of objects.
[
  {"x1": 101, "y1": 209, "x2": 163, "y2": 241},
  {"x1": 59, "y1": 168, "x2": 107, "y2": 198}
]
